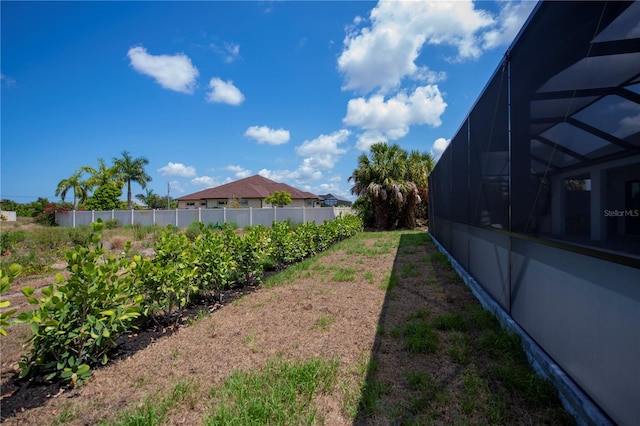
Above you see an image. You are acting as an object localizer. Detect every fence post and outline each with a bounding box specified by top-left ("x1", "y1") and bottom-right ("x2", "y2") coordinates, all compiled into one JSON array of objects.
[
  {"x1": 91, "y1": 210, "x2": 95, "y2": 223},
  {"x1": 198, "y1": 208, "x2": 201, "y2": 223},
  {"x1": 273, "y1": 206, "x2": 277, "y2": 223},
  {"x1": 303, "y1": 206, "x2": 306, "y2": 224},
  {"x1": 249, "y1": 207, "x2": 253, "y2": 227},
  {"x1": 175, "y1": 209, "x2": 179, "y2": 227},
  {"x1": 223, "y1": 207, "x2": 227, "y2": 224},
  {"x1": 111, "y1": 210, "x2": 115, "y2": 220},
  {"x1": 153, "y1": 209, "x2": 156, "y2": 226},
  {"x1": 131, "y1": 209, "x2": 134, "y2": 226},
  {"x1": 73, "y1": 210, "x2": 76, "y2": 228}
]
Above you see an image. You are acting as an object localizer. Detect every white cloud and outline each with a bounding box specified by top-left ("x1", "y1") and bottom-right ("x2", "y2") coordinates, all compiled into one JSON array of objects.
[
  {"x1": 244, "y1": 125, "x2": 290, "y2": 145},
  {"x1": 431, "y1": 137, "x2": 450, "y2": 160},
  {"x1": 344, "y1": 85, "x2": 447, "y2": 142},
  {"x1": 168, "y1": 180, "x2": 185, "y2": 195},
  {"x1": 209, "y1": 42, "x2": 242, "y2": 63},
  {"x1": 256, "y1": 130, "x2": 350, "y2": 191},
  {"x1": 259, "y1": 166, "x2": 323, "y2": 186},
  {"x1": 191, "y1": 176, "x2": 219, "y2": 188},
  {"x1": 1, "y1": 73, "x2": 16, "y2": 87},
  {"x1": 355, "y1": 130, "x2": 388, "y2": 151},
  {"x1": 295, "y1": 129, "x2": 350, "y2": 169},
  {"x1": 127, "y1": 46, "x2": 199, "y2": 94},
  {"x1": 206, "y1": 78, "x2": 245, "y2": 105},
  {"x1": 338, "y1": 0, "x2": 494, "y2": 94},
  {"x1": 483, "y1": 1, "x2": 536, "y2": 50},
  {"x1": 158, "y1": 162, "x2": 196, "y2": 178},
  {"x1": 226, "y1": 165, "x2": 252, "y2": 178},
  {"x1": 223, "y1": 43, "x2": 240, "y2": 63}
]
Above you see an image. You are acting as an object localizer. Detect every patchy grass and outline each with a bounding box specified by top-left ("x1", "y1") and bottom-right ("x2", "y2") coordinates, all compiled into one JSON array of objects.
[
  {"x1": 204, "y1": 357, "x2": 338, "y2": 425},
  {"x1": 331, "y1": 267, "x2": 356, "y2": 282},
  {"x1": 314, "y1": 314, "x2": 336, "y2": 331},
  {"x1": 103, "y1": 380, "x2": 199, "y2": 426},
  {"x1": 401, "y1": 262, "x2": 421, "y2": 278}
]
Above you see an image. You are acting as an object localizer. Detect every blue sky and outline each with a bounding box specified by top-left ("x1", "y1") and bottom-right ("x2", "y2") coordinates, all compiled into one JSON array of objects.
[{"x1": 1, "y1": 0, "x2": 536, "y2": 204}]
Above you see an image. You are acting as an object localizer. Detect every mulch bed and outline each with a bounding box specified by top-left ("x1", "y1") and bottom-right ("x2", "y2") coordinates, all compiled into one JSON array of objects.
[{"x1": 0, "y1": 284, "x2": 261, "y2": 421}]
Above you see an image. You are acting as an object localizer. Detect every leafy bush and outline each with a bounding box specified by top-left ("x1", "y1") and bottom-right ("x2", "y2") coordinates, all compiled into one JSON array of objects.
[
  {"x1": 30, "y1": 227, "x2": 69, "y2": 250},
  {"x1": 126, "y1": 223, "x2": 160, "y2": 241},
  {"x1": 193, "y1": 229, "x2": 237, "y2": 293},
  {"x1": 68, "y1": 226, "x2": 92, "y2": 246},
  {"x1": 104, "y1": 219, "x2": 121, "y2": 229},
  {"x1": 222, "y1": 226, "x2": 271, "y2": 286},
  {"x1": 269, "y1": 221, "x2": 297, "y2": 266},
  {"x1": 185, "y1": 221, "x2": 207, "y2": 241},
  {"x1": 8, "y1": 215, "x2": 362, "y2": 387},
  {"x1": 34, "y1": 202, "x2": 71, "y2": 226},
  {"x1": 134, "y1": 228, "x2": 200, "y2": 322},
  {"x1": 83, "y1": 185, "x2": 122, "y2": 211},
  {"x1": 0, "y1": 230, "x2": 27, "y2": 255},
  {"x1": 0, "y1": 263, "x2": 22, "y2": 336},
  {"x1": 222, "y1": 221, "x2": 239, "y2": 231},
  {"x1": 17, "y1": 220, "x2": 143, "y2": 386},
  {"x1": 1, "y1": 250, "x2": 50, "y2": 276}
]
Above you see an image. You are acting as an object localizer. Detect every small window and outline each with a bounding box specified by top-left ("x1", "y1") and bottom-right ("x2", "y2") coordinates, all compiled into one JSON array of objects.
[
  {"x1": 240, "y1": 200, "x2": 248, "y2": 206},
  {"x1": 186, "y1": 202, "x2": 195, "y2": 207},
  {"x1": 218, "y1": 201, "x2": 227, "y2": 205},
  {"x1": 200, "y1": 202, "x2": 207, "y2": 206}
]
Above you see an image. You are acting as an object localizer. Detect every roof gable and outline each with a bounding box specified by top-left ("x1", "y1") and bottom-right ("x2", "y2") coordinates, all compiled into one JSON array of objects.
[{"x1": 177, "y1": 175, "x2": 319, "y2": 201}]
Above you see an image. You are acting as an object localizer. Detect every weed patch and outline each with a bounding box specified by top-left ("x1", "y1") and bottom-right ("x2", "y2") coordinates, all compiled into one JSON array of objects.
[
  {"x1": 331, "y1": 267, "x2": 356, "y2": 282},
  {"x1": 205, "y1": 357, "x2": 338, "y2": 425}
]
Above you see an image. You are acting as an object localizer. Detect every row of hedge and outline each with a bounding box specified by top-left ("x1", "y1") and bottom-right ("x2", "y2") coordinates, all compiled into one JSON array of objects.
[{"x1": 3, "y1": 214, "x2": 363, "y2": 387}]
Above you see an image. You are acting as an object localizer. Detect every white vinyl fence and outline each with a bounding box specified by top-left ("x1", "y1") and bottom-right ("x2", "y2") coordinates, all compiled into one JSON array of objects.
[{"x1": 55, "y1": 207, "x2": 354, "y2": 228}]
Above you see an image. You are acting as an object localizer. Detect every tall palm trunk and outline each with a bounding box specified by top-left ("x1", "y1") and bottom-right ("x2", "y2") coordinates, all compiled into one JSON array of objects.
[{"x1": 127, "y1": 181, "x2": 132, "y2": 209}]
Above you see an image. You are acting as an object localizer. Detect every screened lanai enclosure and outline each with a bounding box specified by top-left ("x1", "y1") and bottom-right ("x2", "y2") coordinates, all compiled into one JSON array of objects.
[{"x1": 428, "y1": 1, "x2": 639, "y2": 425}]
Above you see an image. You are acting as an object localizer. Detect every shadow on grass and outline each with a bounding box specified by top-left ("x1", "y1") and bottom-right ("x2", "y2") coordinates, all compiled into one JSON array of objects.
[{"x1": 352, "y1": 231, "x2": 573, "y2": 426}]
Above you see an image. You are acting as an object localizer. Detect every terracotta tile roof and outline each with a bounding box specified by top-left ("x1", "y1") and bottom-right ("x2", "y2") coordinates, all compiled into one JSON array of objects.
[{"x1": 177, "y1": 175, "x2": 319, "y2": 201}]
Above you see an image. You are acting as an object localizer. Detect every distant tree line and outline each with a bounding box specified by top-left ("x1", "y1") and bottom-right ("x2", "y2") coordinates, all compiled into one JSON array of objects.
[
  {"x1": 54, "y1": 150, "x2": 155, "y2": 210},
  {"x1": 52, "y1": 150, "x2": 177, "y2": 211},
  {"x1": 1, "y1": 151, "x2": 178, "y2": 223}
]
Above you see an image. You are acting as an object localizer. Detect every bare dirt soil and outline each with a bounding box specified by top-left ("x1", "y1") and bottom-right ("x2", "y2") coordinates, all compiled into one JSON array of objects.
[{"x1": 0, "y1": 230, "x2": 573, "y2": 425}]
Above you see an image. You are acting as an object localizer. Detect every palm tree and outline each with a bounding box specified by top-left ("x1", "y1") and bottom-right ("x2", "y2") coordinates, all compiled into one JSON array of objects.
[
  {"x1": 113, "y1": 151, "x2": 152, "y2": 209},
  {"x1": 403, "y1": 150, "x2": 435, "y2": 228},
  {"x1": 349, "y1": 143, "x2": 434, "y2": 230},
  {"x1": 135, "y1": 189, "x2": 158, "y2": 209},
  {"x1": 80, "y1": 158, "x2": 123, "y2": 191},
  {"x1": 350, "y1": 143, "x2": 404, "y2": 229},
  {"x1": 55, "y1": 170, "x2": 90, "y2": 208}
]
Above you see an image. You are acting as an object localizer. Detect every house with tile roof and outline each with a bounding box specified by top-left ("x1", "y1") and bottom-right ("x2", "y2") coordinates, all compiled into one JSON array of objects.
[
  {"x1": 176, "y1": 175, "x2": 321, "y2": 209},
  {"x1": 318, "y1": 193, "x2": 352, "y2": 207}
]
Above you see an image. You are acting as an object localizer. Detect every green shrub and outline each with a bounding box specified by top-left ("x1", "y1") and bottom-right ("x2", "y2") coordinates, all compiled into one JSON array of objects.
[
  {"x1": 34, "y1": 202, "x2": 71, "y2": 226},
  {"x1": 0, "y1": 263, "x2": 22, "y2": 336},
  {"x1": 126, "y1": 223, "x2": 160, "y2": 241},
  {"x1": 269, "y1": 221, "x2": 296, "y2": 266},
  {"x1": 17, "y1": 220, "x2": 143, "y2": 386},
  {"x1": 185, "y1": 221, "x2": 207, "y2": 241},
  {"x1": 1, "y1": 250, "x2": 50, "y2": 276},
  {"x1": 68, "y1": 225, "x2": 92, "y2": 246},
  {"x1": 222, "y1": 226, "x2": 271, "y2": 286},
  {"x1": 134, "y1": 229, "x2": 200, "y2": 322},
  {"x1": 30, "y1": 227, "x2": 69, "y2": 250},
  {"x1": 222, "y1": 221, "x2": 239, "y2": 231},
  {"x1": 0, "y1": 230, "x2": 27, "y2": 254},
  {"x1": 104, "y1": 219, "x2": 121, "y2": 229},
  {"x1": 193, "y1": 229, "x2": 237, "y2": 293}
]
